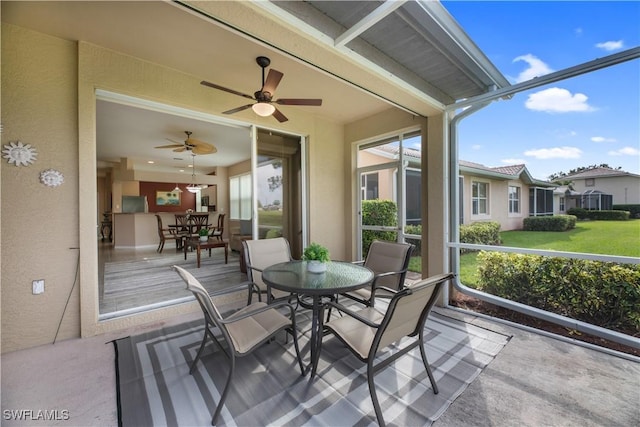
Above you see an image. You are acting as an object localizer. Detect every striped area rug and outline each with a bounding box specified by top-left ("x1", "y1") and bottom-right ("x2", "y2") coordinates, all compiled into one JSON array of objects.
[{"x1": 114, "y1": 307, "x2": 510, "y2": 426}]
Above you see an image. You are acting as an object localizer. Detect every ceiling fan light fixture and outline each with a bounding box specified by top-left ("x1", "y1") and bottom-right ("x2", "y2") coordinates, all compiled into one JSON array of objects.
[
  {"x1": 172, "y1": 185, "x2": 183, "y2": 193},
  {"x1": 252, "y1": 102, "x2": 275, "y2": 117}
]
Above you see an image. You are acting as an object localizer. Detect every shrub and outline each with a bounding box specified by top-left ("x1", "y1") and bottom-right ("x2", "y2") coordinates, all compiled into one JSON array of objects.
[
  {"x1": 586, "y1": 210, "x2": 630, "y2": 221},
  {"x1": 265, "y1": 228, "x2": 282, "y2": 239},
  {"x1": 523, "y1": 215, "x2": 576, "y2": 231},
  {"x1": 613, "y1": 204, "x2": 640, "y2": 218},
  {"x1": 567, "y1": 207, "x2": 588, "y2": 219},
  {"x1": 362, "y1": 200, "x2": 397, "y2": 256},
  {"x1": 477, "y1": 251, "x2": 640, "y2": 333},
  {"x1": 459, "y1": 221, "x2": 501, "y2": 254}
]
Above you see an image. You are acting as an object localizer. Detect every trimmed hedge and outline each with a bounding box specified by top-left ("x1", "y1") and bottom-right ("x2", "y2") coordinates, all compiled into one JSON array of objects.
[
  {"x1": 459, "y1": 221, "x2": 501, "y2": 254},
  {"x1": 568, "y1": 207, "x2": 631, "y2": 221},
  {"x1": 567, "y1": 207, "x2": 588, "y2": 219},
  {"x1": 523, "y1": 215, "x2": 576, "y2": 231},
  {"x1": 362, "y1": 200, "x2": 397, "y2": 256},
  {"x1": 613, "y1": 204, "x2": 640, "y2": 218},
  {"x1": 477, "y1": 251, "x2": 640, "y2": 332},
  {"x1": 587, "y1": 210, "x2": 630, "y2": 220}
]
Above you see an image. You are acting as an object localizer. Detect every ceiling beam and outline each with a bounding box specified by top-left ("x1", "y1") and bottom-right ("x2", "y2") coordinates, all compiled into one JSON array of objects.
[{"x1": 334, "y1": 0, "x2": 407, "y2": 47}]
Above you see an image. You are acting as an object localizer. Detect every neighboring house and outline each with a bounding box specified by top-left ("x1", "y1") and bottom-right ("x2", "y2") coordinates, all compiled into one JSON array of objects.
[
  {"x1": 460, "y1": 161, "x2": 556, "y2": 231},
  {"x1": 362, "y1": 146, "x2": 555, "y2": 231},
  {"x1": 557, "y1": 167, "x2": 640, "y2": 210}
]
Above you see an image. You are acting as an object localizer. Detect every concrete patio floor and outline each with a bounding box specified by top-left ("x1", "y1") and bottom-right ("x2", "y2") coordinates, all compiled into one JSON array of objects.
[{"x1": 2, "y1": 306, "x2": 638, "y2": 427}]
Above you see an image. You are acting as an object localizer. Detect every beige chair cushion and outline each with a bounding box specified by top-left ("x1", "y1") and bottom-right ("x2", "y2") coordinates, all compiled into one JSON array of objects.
[
  {"x1": 325, "y1": 307, "x2": 385, "y2": 359},
  {"x1": 225, "y1": 302, "x2": 291, "y2": 354},
  {"x1": 365, "y1": 240, "x2": 412, "y2": 289},
  {"x1": 244, "y1": 238, "x2": 292, "y2": 294}
]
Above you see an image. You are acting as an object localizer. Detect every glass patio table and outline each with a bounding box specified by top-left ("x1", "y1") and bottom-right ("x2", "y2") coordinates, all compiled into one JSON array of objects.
[{"x1": 262, "y1": 260, "x2": 374, "y2": 379}]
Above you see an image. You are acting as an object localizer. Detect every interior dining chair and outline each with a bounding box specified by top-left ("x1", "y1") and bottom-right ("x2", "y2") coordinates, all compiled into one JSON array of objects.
[
  {"x1": 155, "y1": 214, "x2": 179, "y2": 253},
  {"x1": 242, "y1": 237, "x2": 295, "y2": 304},
  {"x1": 343, "y1": 240, "x2": 414, "y2": 307},
  {"x1": 325, "y1": 273, "x2": 454, "y2": 427},
  {"x1": 210, "y1": 213, "x2": 225, "y2": 241},
  {"x1": 172, "y1": 265, "x2": 305, "y2": 426}
]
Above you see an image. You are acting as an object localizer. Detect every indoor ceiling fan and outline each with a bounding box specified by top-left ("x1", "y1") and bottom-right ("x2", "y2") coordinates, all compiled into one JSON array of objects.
[
  {"x1": 200, "y1": 56, "x2": 322, "y2": 123},
  {"x1": 155, "y1": 130, "x2": 217, "y2": 155}
]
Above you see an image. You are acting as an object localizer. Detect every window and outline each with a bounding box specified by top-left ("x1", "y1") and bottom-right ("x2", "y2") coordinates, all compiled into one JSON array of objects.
[
  {"x1": 508, "y1": 186, "x2": 521, "y2": 214},
  {"x1": 559, "y1": 197, "x2": 565, "y2": 211},
  {"x1": 585, "y1": 178, "x2": 595, "y2": 187},
  {"x1": 472, "y1": 181, "x2": 489, "y2": 215},
  {"x1": 230, "y1": 173, "x2": 252, "y2": 220},
  {"x1": 361, "y1": 172, "x2": 379, "y2": 200}
]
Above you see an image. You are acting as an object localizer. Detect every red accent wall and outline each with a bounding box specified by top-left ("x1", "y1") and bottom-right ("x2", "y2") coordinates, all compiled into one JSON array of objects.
[{"x1": 140, "y1": 182, "x2": 196, "y2": 213}]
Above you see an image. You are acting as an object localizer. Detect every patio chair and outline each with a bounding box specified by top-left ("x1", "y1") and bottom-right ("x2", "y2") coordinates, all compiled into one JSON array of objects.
[
  {"x1": 155, "y1": 214, "x2": 179, "y2": 253},
  {"x1": 342, "y1": 240, "x2": 414, "y2": 307},
  {"x1": 243, "y1": 237, "x2": 294, "y2": 304},
  {"x1": 325, "y1": 273, "x2": 454, "y2": 427},
  {"x1": 172, "y1": 265, "x2": 305, "y2": 426}
]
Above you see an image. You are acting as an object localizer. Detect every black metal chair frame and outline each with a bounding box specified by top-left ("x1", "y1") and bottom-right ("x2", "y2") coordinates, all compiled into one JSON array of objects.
[{"x1": 325, "y1": 273, "x2": 454, "y2": 427}]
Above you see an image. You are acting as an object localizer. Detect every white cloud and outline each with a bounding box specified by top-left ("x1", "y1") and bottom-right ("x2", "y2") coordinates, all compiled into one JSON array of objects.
[
  {"x1": 608, "y1": 146, "x2": 640, "y2": 156},
  {"x1": 501, "y1": 158, "x2": 527, "y2": 164},
  {"x1": 524, "y1": 146, "x2": 583, "y2": 159},
  {"x1": 471, "y1": 144, "x2": 482, "y2": 150},
  {"x1": 591, "y1": 136, "x2": 617, "y2": 143},
  {"x1": 525, "y1": 87, "x2": 595, "y2": 113},
  {"x1": 574, "y1": 27, "x2": 583, "y2": 36},
  {"x1": 595, "y1": 40, "x2": 624, "y2": 51},
  {"x1": 513, "y1": 54, "x2": 554, "y2": 83}
]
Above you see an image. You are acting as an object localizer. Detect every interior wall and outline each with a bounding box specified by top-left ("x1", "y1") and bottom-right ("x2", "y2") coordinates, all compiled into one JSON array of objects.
[{"x1": 1, "y1": 24, "x2": 80, "y2": 352}]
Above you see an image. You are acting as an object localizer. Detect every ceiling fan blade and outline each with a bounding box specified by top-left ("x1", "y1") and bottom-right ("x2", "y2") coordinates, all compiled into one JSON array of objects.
[
  {"x1": 272, "y1": 107, "x2": 288, "y2": 123},
  {"x1": 223, "y1": 104, "x2": 253, "y2": 115},
  {"x1": 173, "y1": 147, "x2": 186, "y2": 152},
  {"x1": 201, "y1": 80, "x2": 255, "y2": 100},
  {"x1": 275, "y1": 98, "x2": 323, "y2": 106},
  {"x1": 192, "y1": 145, "x2": 217, "y2": 155},
  {"x1": 262, "y1": 69, "x2": 284, "y2": 96},
  {"x1": 155, "y1": 144, "x2": 183, "y2": 149}
]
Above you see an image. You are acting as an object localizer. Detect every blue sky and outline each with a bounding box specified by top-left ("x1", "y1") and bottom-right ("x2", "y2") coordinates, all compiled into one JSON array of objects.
[{"x1": 438, "y1": 1, "x2": 640, "y2": 180}]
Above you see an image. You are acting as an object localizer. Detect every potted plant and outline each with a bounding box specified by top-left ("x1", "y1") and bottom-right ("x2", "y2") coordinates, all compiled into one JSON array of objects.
[
  {"x1": 302, "y1": 242, "x2": 330, "y2": 273},
  {"x1": 198, "y1": 228, "x2": 209, "y2": 242}
]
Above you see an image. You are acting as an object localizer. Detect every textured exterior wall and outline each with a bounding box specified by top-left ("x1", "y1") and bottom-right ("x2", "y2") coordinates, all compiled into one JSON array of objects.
[{"x1": 1, "y1": 25, "x2": 80, "y2": 352}]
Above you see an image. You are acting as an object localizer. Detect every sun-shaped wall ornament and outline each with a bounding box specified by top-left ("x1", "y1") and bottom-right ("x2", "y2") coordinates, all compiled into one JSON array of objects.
[
  {"x1": 39, "y1": 169, "x2": 64, "y2": 187},
  {"x1": 2, "y1": 141, "x2": 38, "y2": 166}
]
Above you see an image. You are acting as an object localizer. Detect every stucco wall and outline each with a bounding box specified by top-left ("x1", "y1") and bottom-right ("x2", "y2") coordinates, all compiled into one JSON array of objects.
[
  {"x1": 571, "y1": 175, "x2": 640, "y2": 205},
  {"x1": 2, "y1": 25, "x2": 81, "y2": 352}
]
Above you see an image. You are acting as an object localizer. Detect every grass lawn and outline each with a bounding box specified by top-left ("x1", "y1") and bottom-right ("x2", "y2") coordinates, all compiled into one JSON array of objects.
[
  {"x1": 257, "y1": 209, "x2": 283, "y2": 227},
  {"x1": 459, "y1": 220, "x2": 639, "y2": 287}
]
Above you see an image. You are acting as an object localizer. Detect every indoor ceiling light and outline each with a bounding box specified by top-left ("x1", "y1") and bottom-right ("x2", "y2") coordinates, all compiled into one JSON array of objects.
[
  {"x1": 172, "y1": 185, "x2": 183, "y2": 193},
  {"x1": 252, "y1": 102, "x2": 275, "y2": 117},
  {"x1": 186, "y1": 155, "x2": 202, "y2": 193}
]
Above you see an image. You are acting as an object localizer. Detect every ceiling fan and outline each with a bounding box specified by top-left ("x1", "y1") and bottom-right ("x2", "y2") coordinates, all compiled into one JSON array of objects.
[
  {"x1": 155, "y1": 130, "x2": 216, "y2": 155},
  {"x1": 200, "y1": 56, "x2": 322, "y2": 123}
]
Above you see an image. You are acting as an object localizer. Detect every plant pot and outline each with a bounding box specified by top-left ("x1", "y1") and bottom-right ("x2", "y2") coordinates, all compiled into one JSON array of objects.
[
  {"x1": 307, "y1": 260, "x2": 326, "y2": 273},
  {"x1": 199, "y1": 236, "x2": 208, "y2": 242}
]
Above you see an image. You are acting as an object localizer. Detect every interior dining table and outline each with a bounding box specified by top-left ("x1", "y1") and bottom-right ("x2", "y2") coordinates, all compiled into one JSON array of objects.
[{"x1": 262, "y1": 260, "x2": 374, "y2": 379}]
